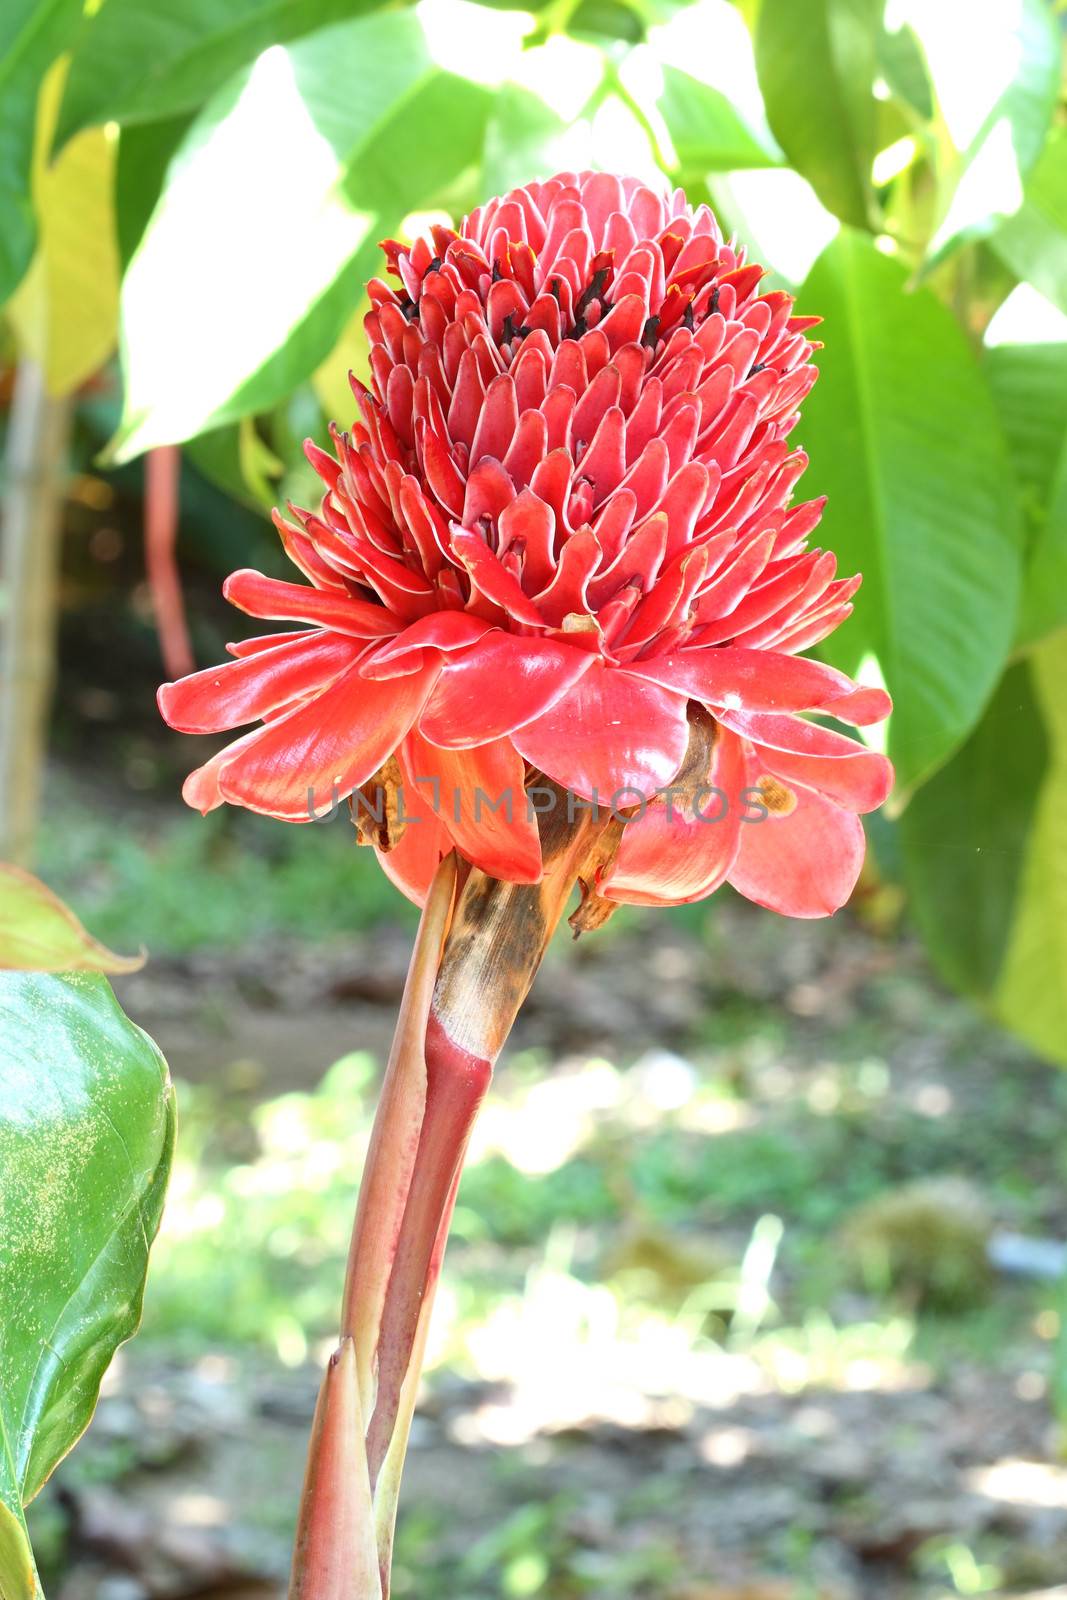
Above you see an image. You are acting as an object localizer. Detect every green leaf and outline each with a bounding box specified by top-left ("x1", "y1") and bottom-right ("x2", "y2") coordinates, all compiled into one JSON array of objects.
[
  {"x1": 995, "y1": 630, "x2": 1067, "y2": 1064},
  {"x1": 7, "y1": 61, "x2": 119, "y2": 395},
  {"x1": 0, "y1": 973, "x2": 174, "y2": 1590},
  {"x1": 992, "y1": 125, "x2": 1067, "y2": 317},
  {"x1": 917, "y1": 0, "x2": 1059, "y2": 263},
  {"x1": 0, "y1": 1498, "x2": 35, "y2": 1600},
  {"x1": 658, "y1": 65, "x2": 780, "y2": 176},
  {"x1": 56, "y1": 0, "x2": 377, "y2": 146},
  {"x1": 0, "y1": 865, "x2": 143, "y2": 973},
  {"x1": 754, "y1": 0, "x2": 881, "y2": 228},
  {"x1": 0, "y1": 0, "x2": 84, "y2": 305},
  {"x1": 482, "y1": 83, "x2": 576, "y2": 199},
  {"x1": 899, "y1": 661, "x2": 1047, "y2": 997},
  {"x1": 985, "y1": 339, "x2": 1067, "y2": 647},
  {"x1": 114, "y1": 114, "x2": 192, "y2": 271},
  {"x1": 877, "y1": 17, "x2": 932, "y2": 121},
  {"x1": 110, "y1": 12, "x2": 492, "y2": 460},
  {"x1": 799, "y1": 229, "x2": 1022, "y2": 790}
]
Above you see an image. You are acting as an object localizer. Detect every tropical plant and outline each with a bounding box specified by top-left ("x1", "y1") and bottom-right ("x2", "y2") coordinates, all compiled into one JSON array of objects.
[
  {"x1": 3, "y1": 0, "x2": 1064, "y2": 1053},
  {"x1": 2, "y1": 0, "x2": 1067, "y2": 1592}
]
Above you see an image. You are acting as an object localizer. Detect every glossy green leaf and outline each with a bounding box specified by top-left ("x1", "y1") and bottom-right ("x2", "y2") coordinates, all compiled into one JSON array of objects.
[
  {"x1": 109, "y1": 12, "x2": 492, "y2": 460},
  {"x1": 0, "y1": 973, "x2": 174, "y2": 1594},
  {"x1": 995, "y1": 631, "x2": 1067, "y2": 1064},
  {"x1": 914, "y1": 0, "x2": 1059, "y2": 263},
  {"x1": 754, "y1": 0, "x2": 881, "y2": 228},
  {"x1": 899, "y1": 662, "x2": 1047, "y2": 997},
  {"x1": 992, "y1": 125, "x2": 1067, "y2": 317},
  {"x1": 56, "y1": 0, "x2": 376, "y2": 146},
  {"x1": 799, "y1": 229, "x2": 1022, "y2": 790},
  {"x1": 658, "y1": 65, "x2": 780, "y2": 176},
  {"x1": 0, "y1": 0, "x2": 83, "y2": 305},
  {"x1": 985, "y1": 340, "x2": 1067, "y2": 647}
]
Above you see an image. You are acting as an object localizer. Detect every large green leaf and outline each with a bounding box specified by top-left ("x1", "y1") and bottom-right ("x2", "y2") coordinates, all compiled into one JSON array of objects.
[
  {"x1": 985, "y1": 340, "x2": 1067, "y2": 647},
  {"x1": 0, "y1": 973, "x2": 174, "y2": 1596},
  {"x1": 754, "y1": 0, "x2": 881, "y2": 229},
  {"x1": 658, "y1": 65, "x2": 780, "y2": 177},
  {"x1": 0, "y1": 0, "x2": 83, "y2": 305},
  {"x1": 114, "y1": 114, "x2": 193, "y2": 270},
  {"x1": 993, "y1": 125, "x2": 1067, "y2": 317},
  {"x1": 55, "y1": 0, "x2": 376, "y2": 146},
  {"x1": 109, "y1": 11, "x2": 492, "y2": 460},
  {"x1": 898, "y1": 661, "x2": 1047, "y2": 997},
  {"x1": 995, "y1": 630, "x2": 1067, "y2": 1064},
  {"x1": 904, "y1": 0, "x2": 1059, "y2": 264},
  {"x1": 799, "y1": 230, "x2": 1022, "y2": 791}
]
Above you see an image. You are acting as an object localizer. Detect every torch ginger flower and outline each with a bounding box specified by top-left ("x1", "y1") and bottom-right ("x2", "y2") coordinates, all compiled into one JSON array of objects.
[
  {"x1": 159, "y1": 170, "x2": 892, "y2": 920},
  {"x1": 159, "y1": 173, "x2": 892, "y2": 1600}
]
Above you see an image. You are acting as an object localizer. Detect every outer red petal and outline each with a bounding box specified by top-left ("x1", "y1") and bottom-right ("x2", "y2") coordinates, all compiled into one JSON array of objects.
[
  {"x1": 719, "y1": 708, "x2": 893, "y2": 812},
  {"x1": 223, "y1": 569, "x2": 399, "y2": 638},
  {"x1": 217, "y1": 660, "x2": 438, "y2": 820},
  {"x1": 405, "y1": 729, "x2": 542, "y2": 883},
  {"x1": 627, "y1": 646, "x2": 890, "y2": 722},
  {"x1": 512, "y1": 662, "x2": 689, "y2": 801},
  {"x1": 181, "y1": 729, "x2": 264, "y2": 815},
  {"x1": 158, "y1": 633, "x2": 363, "y2": 734},
  {"x1": 418, "y1": 632, "x2": 594, "y2": 748},
  {"x1": 601, "y1": 723, "x2": 747, "y2": 904},
  {"x1": 727, "y1": 780, "x2": 866, "y2": 917}
]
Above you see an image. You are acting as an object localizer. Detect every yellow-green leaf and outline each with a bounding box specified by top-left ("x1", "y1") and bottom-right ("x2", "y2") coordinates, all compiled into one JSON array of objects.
[
  {"x1": 0, "y1": 865, "x2": 143, "y2": 974},
  {"x1": 7, "y1": 64, "x2": 119, "y2": 395}
]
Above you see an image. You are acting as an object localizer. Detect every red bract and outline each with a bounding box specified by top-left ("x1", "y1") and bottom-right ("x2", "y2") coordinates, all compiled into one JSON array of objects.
[{"x1": 159, "y1": 171, "x2": 892, "y2": 918}]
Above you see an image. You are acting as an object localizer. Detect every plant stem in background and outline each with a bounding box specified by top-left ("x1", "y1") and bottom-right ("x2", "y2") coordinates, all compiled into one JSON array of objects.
[
  {"x1": 144, "y1": 445, "x2": 194, "y2": 681},
  {"x1": 0, "y1": 358, "x2": 71, "y2": 864}
]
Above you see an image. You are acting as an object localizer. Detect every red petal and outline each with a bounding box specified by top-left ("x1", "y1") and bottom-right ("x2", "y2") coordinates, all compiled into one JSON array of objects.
[
  {"x1": 418, "y1": 632, "x2": 594, "y2": 748},
  {"x1": 218, "y1": 659, "x2": 438, "y2": 820},
  {"x1": 223, "y1": 570, "x2": 398, "y2": 637},
  {"x1": 627, "y1": 646, "x2": 891, "y2": 721},
  {"x1": 512, "y1": 662, "x2": 689, "y2": 801},
  {"x1": 361, "y1": 612, "x2": 495, "y2": 677},
  {"x1": 227, "y1": 630, "x2": 308, "y2": 657},
  {"x1": 451, "y1": 531, "x2": 545, "y2": 627},
  {"x1": 375, "y1": 779, "x2": 450, "y2": 906},
  {"x1": 728, "y1": 781, "x2": 866, "y2": 917},
  {"x1": 180, "y1": 729, "x2": 263, "y2": 815},
  {"x1": 405, "y1": 729, "x2": 541, "y2": 882},
  {"x1": 719, "y1": 708, "x2": 893, "y2": 813},
  {"x1": 602, "y1": 723, "x2": 746, "y2": 904},
  {"x1": 754, "y1": 741, "x2": 892, "y2": 814},
  {"x1": 159, "y1": 632, "x2": 363, "y2": 734}
]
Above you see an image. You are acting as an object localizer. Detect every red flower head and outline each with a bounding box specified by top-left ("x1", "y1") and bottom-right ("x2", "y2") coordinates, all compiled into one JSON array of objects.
[{"x1": 160, "y1": 171, "x2": 892, "y2": 917}]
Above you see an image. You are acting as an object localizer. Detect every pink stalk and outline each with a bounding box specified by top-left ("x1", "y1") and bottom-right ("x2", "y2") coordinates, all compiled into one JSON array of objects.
[{"x1": 145, "y1": 445, "x2": 194, "y2": 680}]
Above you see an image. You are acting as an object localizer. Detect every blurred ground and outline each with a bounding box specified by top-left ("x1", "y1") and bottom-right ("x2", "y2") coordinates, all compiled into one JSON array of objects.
[{"x1": 26, "y1": 772, "x2": 1067, "y2": 1600}]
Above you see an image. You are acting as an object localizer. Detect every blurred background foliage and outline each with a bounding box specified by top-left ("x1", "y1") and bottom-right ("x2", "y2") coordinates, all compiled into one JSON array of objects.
[{"x1": 3, "y1": 0, "x2": 1067, "y2": 1064}]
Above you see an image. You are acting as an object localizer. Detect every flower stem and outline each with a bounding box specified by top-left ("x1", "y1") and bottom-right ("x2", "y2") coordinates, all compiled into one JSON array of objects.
[{"x1": 291, "y1": 784, "x2": 617, "y2": 1598}]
